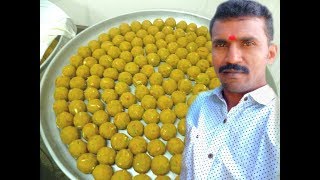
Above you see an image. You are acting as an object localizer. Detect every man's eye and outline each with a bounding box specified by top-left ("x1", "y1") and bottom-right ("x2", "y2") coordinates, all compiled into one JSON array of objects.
[
  {"x1": 243, "y1": 41, "x2": 256, "y2": 46},
  {"x1": 214, "y1": 43, "x2": 226, "y2": 47}
]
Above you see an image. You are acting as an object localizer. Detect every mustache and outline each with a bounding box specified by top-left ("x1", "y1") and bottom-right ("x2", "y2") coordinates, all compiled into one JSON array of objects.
[{"x1": 219, "y1": 64, "x2": 249, "y2": 74}]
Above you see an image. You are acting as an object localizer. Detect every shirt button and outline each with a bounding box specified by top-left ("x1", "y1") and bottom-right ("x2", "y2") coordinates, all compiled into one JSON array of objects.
[
  {"x1": 208, "y1": 153, "x2": 213, "y2": 159},
  {"x1": 223, "y1": 119, "x2": 227, "y2": 123},
  {"x1": 244, "y1": 97, "x2": 248, "y2": 101}
]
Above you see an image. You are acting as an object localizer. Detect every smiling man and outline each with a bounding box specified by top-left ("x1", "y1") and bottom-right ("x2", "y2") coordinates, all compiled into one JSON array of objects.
[{"x1": 180, "y1": 0, "x2": 280, "y2": 179}]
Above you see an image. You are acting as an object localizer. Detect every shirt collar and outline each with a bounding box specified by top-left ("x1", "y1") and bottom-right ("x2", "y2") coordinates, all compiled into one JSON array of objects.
[{"x1": 210, "y1": 84, "x2": 277, "y2": 106}]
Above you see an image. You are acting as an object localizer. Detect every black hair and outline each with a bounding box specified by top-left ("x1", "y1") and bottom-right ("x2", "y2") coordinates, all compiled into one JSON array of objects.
[{"x1": 209, "y1": 0, "x2": 274, "y2": 42}]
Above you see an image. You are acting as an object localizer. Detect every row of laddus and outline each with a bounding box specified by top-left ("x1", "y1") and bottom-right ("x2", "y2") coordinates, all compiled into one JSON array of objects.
[{"x1": 52, "y1": 17, "x2": 220, "y2": 179}]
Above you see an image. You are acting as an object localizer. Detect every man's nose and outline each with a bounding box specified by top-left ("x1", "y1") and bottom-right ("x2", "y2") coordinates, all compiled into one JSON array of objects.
[{"x1": 226, "y1": 44, "x2": 242, "y2": 64}]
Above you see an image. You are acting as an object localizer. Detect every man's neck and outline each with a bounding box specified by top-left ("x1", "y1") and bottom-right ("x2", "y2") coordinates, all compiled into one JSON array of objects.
[{"x1": 222, "y1": 90, "x2": 245, "y2": 112}]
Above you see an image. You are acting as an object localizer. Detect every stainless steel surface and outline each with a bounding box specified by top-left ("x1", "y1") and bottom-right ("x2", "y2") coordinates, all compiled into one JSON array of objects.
[{"x1": 40, "y1": 9, "x2": 277, "y2": 180}]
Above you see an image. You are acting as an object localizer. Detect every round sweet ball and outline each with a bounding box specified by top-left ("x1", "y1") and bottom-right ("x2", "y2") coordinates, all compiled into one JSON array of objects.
[
  {"x1": 68, "y1": 139, "x2": 87, "y2": 159},
  {"x1": 160, "y1": 123, "x2": 177, "y2": 141},
  {"x1": 83, "y1": 57, "x2": 98, "y2": 68},
  {"x1": 206, "y1": 67, "x2": 218, "y2": 79},
  {"x1": 115, "y1": 81, "x2": 130, "y2": 95},
  {"x1": 175, "y1": 48, "x2": 188, "y2": 59},
  {"x1": 55, "y1": 75, "x2": 70, "y2": 88},
  {"x1": 70, "y1": 76, "x2": 86, "y2": 90},
  {"x1": 162, "y1": 78, "x2": 177, "y2": 95},
  {"x1": 90, "y1": 64, "x2": 105, "y2": 78},
  {"x1": 86, "y1": 75, "x2": 101, "y2": 89},
  {"x1": 53, "y1": 99, "x2": 69, "y2": 115},
  {"x1": 170, "y1": 69, "x2": 185, "y2": 82},
  {"x1": 92, "y1": 110, "x2": 109, "y2": 126},
  {"x1": 107, "y1": 46, "x2": 121, "y2": 59},
  {"x1": 144, "y1": 123, "x2": 160, "y2": 140},
  {"x1": 124, "y1": 62, "x2": 139, "y2": 76},
  {"x1": 140, "y1": 64, "x2": 154, "y2": 78},
  {"x1": 174, "y1": 28, "x2": 186, "y2": 39},
  {"x1": 133, "y1": 73, "x2": 148, "y2": 87},
  {"x1": 127, "y1": 120, "x2": 144, "y2": 137},
  {"x1": 174, "y1": 103, "x2": 188, "y2": 119},
  {"x1": 87, "y1": 99, "x2": 104, "y2": 114},
  {"x1": 114, "y1": 112, "x2": 131, "y2": 130},
  {"x1": 177, "y1": 59, "x2": 192, "y2": 74},
  {"x1": 112, "y1": 58, "x2": 126, "y2": 72},
  {"x1": 120, "y1": 22, "x2": 131, "y2": 35},
  {"x1": 143, "y1": 35, "x2": 156, "y2": 46},
  {"x1": 178, "y1": 79, "x2": 192, "y2": 94},
  {"x1": 156, "y1": 176, "x2": 171, "y2": 180},
  {"x1": 101, "y1": 89, "x2": 118, "y2": 103},
  {"x1": 120, "y1": 51, "x2": 133, "y2": 63},
  {"x1": 171, "y1": 90, "x2": 186, "y2": 105},
  {"x1": 197, "y1": 47, "x2": 209, "y2": 59},
  {"x1": 106, "y1": 100, "x2": 123, "y2": 117},
  {"x1": 133, "y1": 173, "x2": 151, "y2": 180},
  {"x1": 115, "y1": 149, "x2": 133, "y2": 169},
  {"x1": 56, "y1": 111, "x2": 74, "y2": 129},
  {"x1": 62, "y1": 64, "x2": 76, "y2": 78},
  {"x1": 77, "y1": 46, "x2": 92, "y2": 58},
  {"x1": 147, "y1": 139, "x2": 166, "y2": 157},
  {"x1": 167, "y1": 137, "x2": 184, "y2": 155},
  {"x1": 99, "y1": 54, "x2": 113, "y2": 68},
  {"x1": 158, "y1": 63, "x2": 172, "y2": 78},
  {"x1": 151, "y1": 155, "x2": 170, "y2": 175},
  {"x1": 159, "y1": 109, "x2": 176, "y2": 124},
  {"x1": 134, "y1": 55, "x2": 148, "y2": 68},
  {"x1": 209, "y1": 78, "x2": 221, "y2": 90},
  {"x1": 92, "y1": 48, "x2": 106, "y2": 60},
  {"x1": 157, "y1": 48, "x2": 170, "y2": 61},
  {"x1": 111, "y1": 170, "x2": 132, "y2": 180},
  {"x1": 76, "y1": 153, "x2": 97, "y2": 174},
  {"x1": 111, "y1": 133, "x2": 130, "y2": 150},
  {"x1": 141, "y1": 95, "x2": 157, "y2": 110},
  {"x1": 103, "y1": 67, "x2": 119, "y2": 80},
  {"x1": 186, "y1": 42, "x2": 199, "y2": 53},
  {"x1": 145, "y1": 43, "x2": 158, "y2": 54},
  {"x1": 92, "y1": 164, "x2": 113, "y2": 180},
  {"x1": 88, "y1": 40, "x2": 101, "y2": 51},
  {"x1": 76, "y1": 65, "x2": 90, "y2": 79},
  {"x1": 157, "y1": 95, "x2": 173, "y2": 110},
  {"x1": 73, "y1": 112, "x2": 91, "y2": 129},
  {"x1": 176, "y1": 20, "x2": 188, "y2": 30},
  {"x1": 68, "y1": 88, "x2": 84, "y2": 101},
  {"x1": 131, "y1": 46, "x2": 144, "y2": 57},
  {"x1": 84, "y1": 87, "x2": 100, "y2": 100},
  {"x1": 165, "y1": 17, "x2": 176, "y2": 28},
  {"x1": 60, "y1": 126, "x2": 79, "y2": 145},
  {"x1": 128, "y1": 136, "x2": 147, "y2": 155},
  {"x1": 149, "y1": 85, "x2": 164, "y2": 100},
  {"x1": 82, "y1": 123, "x2": 99, "y2": 140},
  {"x1": 147, "y1": 53, "x2": 161, "y2": 67},
  {"x1": 118, "y1": 71, "x2": 133, "y2": 85},
  {"x1": 120, "y1": 92, "x2": 137, "y2": 108},
  {"x1": 142, "y1": 109, "x2": 159, "y2": 124},
  {"x1": 187, "y1": 66, "x2": 201, "y2": 80},
  {"x1": 135, "y1": 85, "x2": 149, "y2": 101},
  {"x1": 133, "y1": 153, "x2": 152, "y2": 174},
  {"x1": 170, "y1": 154, "x2": 182, "y2": 175},
  {"x1": 98, "y1": 33, "x2": 110, "y2": 42},
  {"x1": 128, "y1": 104, "x2": 144, "y2": 120},
  {"x1": 87, "y1": 135, "x2": 106, "y2": 154},
  {"x1": 196, "y1": 73, "x2": 210, "y2": 86},
  {"x1": 68, "y1": 100, "x2": 86, "y2": 115},
  {"x1": 178, "y1": 118, "x2": 186, "y2": 136},
  {"x1": 149, "y1": 72, "x2": 163, "y2": 86},
  {"x1": 54, "y1": 87, "x2": 68, "y2": 100},
  {"x1": 196, "y1": 25, "x2": 208, "y2": 36},
  {"x1": 99, "y1": 122, "x2": 117, "y2": 140},
  {"x1": 97, "y1": 146, "x2": 116, "y2": 165},
  {"x1": 196, "y1": 59, "x2": 210, "y2": 73},
  {"x1": 192, "y1": 83, "x2": 208, "y2": 95}
]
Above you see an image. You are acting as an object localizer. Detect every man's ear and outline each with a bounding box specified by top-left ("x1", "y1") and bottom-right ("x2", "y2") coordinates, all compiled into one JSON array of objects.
[{"x1": 267, "y1": 44, "x2": 278, "y2": 64}]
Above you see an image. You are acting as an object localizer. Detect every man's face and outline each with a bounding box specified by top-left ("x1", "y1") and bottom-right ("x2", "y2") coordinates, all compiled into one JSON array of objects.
[{"x1": 211, "y1": 17, "x2": 277, "y2": 93}]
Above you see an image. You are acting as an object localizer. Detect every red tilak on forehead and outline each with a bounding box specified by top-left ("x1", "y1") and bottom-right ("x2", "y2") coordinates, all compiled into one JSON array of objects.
[{"x1": 228, "y1": 35, "x2": 236, "y2": 41}]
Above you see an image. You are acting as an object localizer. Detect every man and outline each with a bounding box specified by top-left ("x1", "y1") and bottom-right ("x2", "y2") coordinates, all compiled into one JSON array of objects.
[{"x1": 180, "y1": 0, "x2": 280, "y2": 179}]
